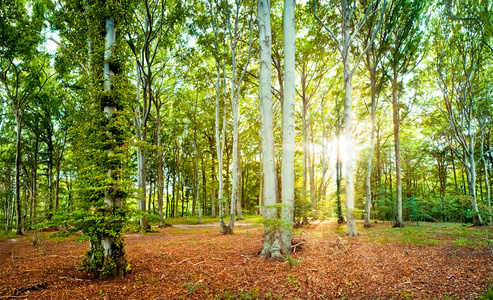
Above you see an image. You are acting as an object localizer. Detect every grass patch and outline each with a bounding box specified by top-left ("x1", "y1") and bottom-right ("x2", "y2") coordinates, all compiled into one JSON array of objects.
[
  {"x1": 479, "y1": 287, "x2": 493, "y2": 300},
  {"x1": 0, "y1": 231, "x2": 18, "y2": 241},
  {"x1": 157, "y1": 215, "x2": 263, "y2": 226},
  {"x1": 361, "y1": 223, "x2": 488, "y2": 246},
  {"x1": 161, "y1": 216, "x2": 217, "y2": 225},
  {"x1": 221, "y1": 287, "x2": 259, "y2": 299}
]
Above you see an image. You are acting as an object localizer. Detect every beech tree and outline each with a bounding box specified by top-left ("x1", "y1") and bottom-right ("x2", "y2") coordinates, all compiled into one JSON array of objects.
[
  {"x1": 382, "y1": 0, "x2": 428, "y2": 227},
  {"x1": 315, "y1": 0, "x2": 385, "y2": 236},
  {"x1": 359, "y1": 0, "x2": 389, "y2": 228},
  {"x1": 226, "y1": 0, "x2": 254, "y2": 233},
  {"x1": 281, "y1": 0, "x2": 296, "y2": 252},
  {"x1": 258, "y1": 0, "x2": 285, "y2": 258},
  {"x1": 207, "y1": 0, "x2": 230, "y2": 233}
]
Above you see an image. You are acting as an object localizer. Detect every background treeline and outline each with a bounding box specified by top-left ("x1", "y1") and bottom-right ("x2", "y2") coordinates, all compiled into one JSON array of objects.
[{"x1": 0, "y1": 0, "x2": 492, "y2": 234}]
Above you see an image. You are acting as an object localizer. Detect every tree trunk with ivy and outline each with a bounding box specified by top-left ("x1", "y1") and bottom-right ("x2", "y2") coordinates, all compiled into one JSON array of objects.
[{"x1": 81, "y1": 4, "x2": 127, "y2": 279}]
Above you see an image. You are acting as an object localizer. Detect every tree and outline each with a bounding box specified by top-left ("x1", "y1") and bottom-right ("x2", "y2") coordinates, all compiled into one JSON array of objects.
[
  {"x1": 281, "y1": 0, "x2": 296, "y2": 253},
  {"x1": 226, "y1": 0, "x2": 254, "y2": 232},
  {"x1": 358, "y1": 0, "x2": 389, "y2": 228},
  {"x1": 76, "y1": 1, "x2": 130, "y2": 278},
  {"x1": 207, "y1": 0, "x2": 230, "y2": 234},
  {"x1": 382, "y1": 0, "x2": 428, "y2": 227},
  {"x1": 315, "y1": 0, "x2": 385, "y2": 236},
  {"x1": 258, "y1": 0, "x2": 285, "y2": 258}
]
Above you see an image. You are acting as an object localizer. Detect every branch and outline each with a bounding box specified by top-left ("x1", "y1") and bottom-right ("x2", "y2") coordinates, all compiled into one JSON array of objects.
[
  {"x1": 48, "y1": 38, "x2": 89, "y2": 75},
  {"x1": 314, "y1": 0, "x2": 342, "y2": 54},
  {"x1": 350, "y1": 0, "x2": 387, "y2": 76},
  {"x1": 444, "y1": 0, "x2": 493, "y2": 53}
]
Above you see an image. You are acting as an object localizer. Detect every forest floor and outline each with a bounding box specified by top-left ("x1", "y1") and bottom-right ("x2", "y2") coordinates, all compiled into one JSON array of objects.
[{"x1": 1, "y1": 219, "x2": 493, "y2": 300}]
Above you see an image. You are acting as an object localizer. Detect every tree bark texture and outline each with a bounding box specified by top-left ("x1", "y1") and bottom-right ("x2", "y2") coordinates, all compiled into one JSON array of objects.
[
  {"x1": 281, "y1": 0, "x2": 295, "y2": 253},
  {"x1": 392, "y1": 73, "x2": 403, "y2": 228},
  {"x1": 258, "y1": 0, "x2": 285, "y2": 258},
  {"x1": 15, "y1": 115, "x2": 23, "y2": 235}
]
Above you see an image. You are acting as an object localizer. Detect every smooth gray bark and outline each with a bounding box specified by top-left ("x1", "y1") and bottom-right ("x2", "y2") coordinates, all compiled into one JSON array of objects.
[
  {"x1": 392, "y1": 72, "x2": 403, "y2": 227},
  {"x1": 258, "y1": 0, "x2": 284, "y2": 259},
  {"x1": 281, "y1": 0, "x2": 296, "y2": 253}
]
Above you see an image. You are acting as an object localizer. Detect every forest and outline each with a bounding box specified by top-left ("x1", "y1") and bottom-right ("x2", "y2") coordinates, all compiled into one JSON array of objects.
[{"x1": 1, "y1": 0, "x2": 493, "y2": 298}]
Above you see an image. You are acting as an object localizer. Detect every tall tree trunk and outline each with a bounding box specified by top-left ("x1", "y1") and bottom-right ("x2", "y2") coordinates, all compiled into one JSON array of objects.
[
  {"x1": 314, "y1": 0, "x2": 385, "y2": 235},
  {"x1": 172, "y1": 174, "x2": 177, "y2": 218},
  {"x1": 309, "y1": 134, "x2": 316, "y2": 211},
  {"x1": 451, "y1": 149, "x2": 458, "y2": 194},
  {"x1": 229, "y1": 112, "x2": 237, "y2": 232},
  {"x1": 172, "y1": 169, "x2": 177, "y2": 218},
  {"x1": 55, "y1": 159, "x2": 61, "y2": 211},
  {"x1": 32, "y1": 136, "x2": 38, "y2": 227},
  {"x1": 156, "y1": 105, "x2": 164, "y2": 225},
  {"x1": 47, "y1": 138, "x2": 53, "y2": 218},
  {"x1": 258, "y1": 0, "x2": 284, "y2": 258},
  {"x1": 181, "y1": 181, "x2": 185, "y2": 217},
  {"x1": 192, "y1": 180, "x2": 196, "y2": 217},
  {"x1": 211, "y1": 160, "x2": 217, "y2": 218},
  {"x1": 392, "y1": 72, "x2": 403, "y2": 228},
  {"x1": 364, "y1": 69, "x2": 377, "y2": 228},
  {"x1": 213, "y1": 41, "x2": 228, "y2": 232},
  {"x1": 148, "y1": 180, "x2": 153, "y2": 213},
  {"x1": 259, "y1": 145, "x2": 264, "y2": 216},
  {"x1": 134, "y1": 61, "x2": 149, "y2": 229},
  {"x1": 468, "y1": 133, "x2": 482, "y2": 225},
  {"x1": 225, "y1": 148, "x2": 230, "y2": 215},
  {"x1": 193, "y1": 123, "x2": 202, "y2": 224},
  {"x1": 210, "y1": 140, "x2": 217, "y2": 218},
  {"x1": 166, "y1": 173, "x2": 170, "y2": 219},
  {"x1": 281, "y1": 0, "x2": 295, "y2": 253},
  {"x1": 15, "y1": 114, "x2": 23, "y2": 235},
  {"x1": 66, "y1": 171, "x2": 72, "y2": 206},
  {"x1": 197, "y1": 165, "x2": 202, "y2": 224},
  {"x1": 336, "y1": 109, "x2": 344, "y2": 224},
  {"x1": 174, "y1": 145, "x2": 181, "y2": 218},
  {"x1": 85, "y1": 13, "x2": 126, "y2": 279},
  {"x1": 342, "y1": 50, "x2": 357, "y2": 236},
  {"x1": 138, "y1": 146, "x2": 148, "y2": 228},
  {"x1": 319, "y1": 98, "x2": 329, "y2": 204},
  {"x1": 302, "y1": 97, "x2": 309, "y2": 225},
  {"x1": 236, "y1": 147, "x2": 243, "y2": 220},
  {"x1": 202, "y1": 156, "x2": 207, "y2": 217},
  {"x1": 483, "y1": 158, "x2": 492, "y2": 224}
]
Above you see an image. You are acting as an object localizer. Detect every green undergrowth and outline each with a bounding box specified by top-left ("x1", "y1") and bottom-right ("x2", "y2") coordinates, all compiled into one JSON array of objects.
[
  {"x1": 218, "y1": 287, "x2": 259, "y2": 299},
  {"x1": 153, "y1": 214, "x2": 263, "y2": 226},
  {"x1": 123, "y1": 224, "x2": 159, "y2": 234},
  {"x1": 478, "y1": 285, "x2": 493, "y2": 300},
  {"x1": 46, "y1": 231, "x2": 78, "y2": 243},
  {"x1": 359, "y1": 222, "x2": 488, "y2": 247},
  {"x1": 0, "y1": 231, "x2": 19, "y2": 241}
]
